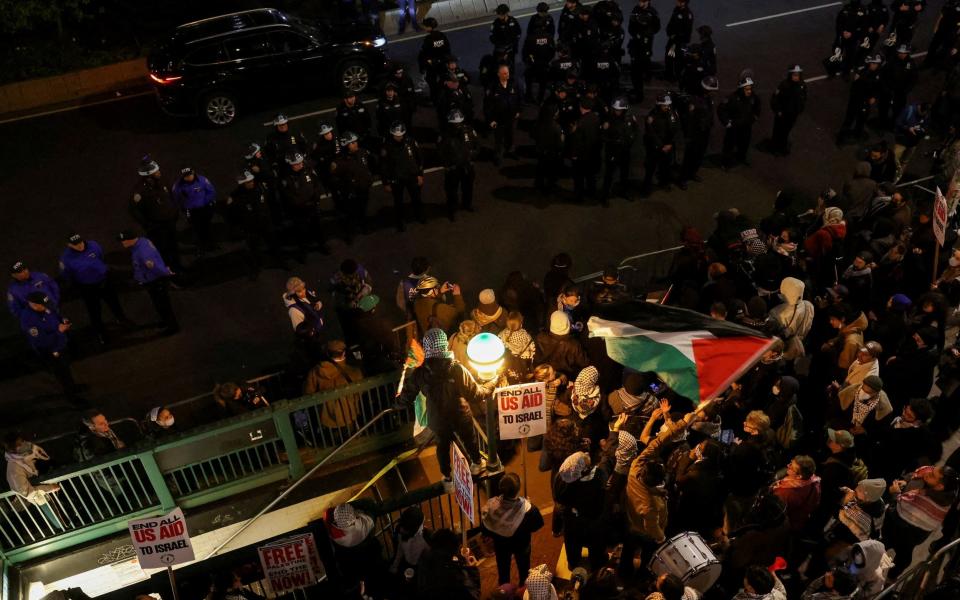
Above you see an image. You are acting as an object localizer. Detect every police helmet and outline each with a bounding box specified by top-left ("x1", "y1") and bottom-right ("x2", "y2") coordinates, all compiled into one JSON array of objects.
[
  {"x1": 138, "y1": 155, "x2": 160, "y2": 176},
  {"x1": 896, "y1": 44, "x2": 912, "y2": 55},
  {"x1": 237, "y1": 170, "x2": 255, "y2": 184},
  {"x1": 495, "y1": 3, "x2": 510, "y2": 14},
  {"x1": 317, "y1": 121, "x2": 334, "y2": 136},
  {"x1": 537, "y1": 2, "x2": 550, "y2": 12},
  {"x1": 865, "y1": 54, "x2": 883, "y2": 64},
  {"x1": 611, "y1": 96, "x2": 629, "y2": 111},
  {"x1": 738, "y1": 76, "x2": 754, "y2": 88},
  {"x1": 390, "y1": 121, "x2": 407, "y2": 137},
  {"x1": 285, "y1": 153, "x2": 305, "y2": 165},
  {"x1": 787, "y1": 64, "x2": 803, "y2": 74},
  {"x1": 701, "y1": 75, "x2": 719, "y2": 91},
  {"x1": 340, "y1": 131, "x2": 359, "y2": 146},
  {"x1": 656, "y1": 94, "x2": 672, "y2": 106},
  {"x1": 447, "y1": 109, "x2": 465, "y2": 124},
  {"x1": 244, "y1": 142, "x2": 261, "y2": 160},
  {"x1": 273, "y1": 114, "x2": 289, "y2": 126}
]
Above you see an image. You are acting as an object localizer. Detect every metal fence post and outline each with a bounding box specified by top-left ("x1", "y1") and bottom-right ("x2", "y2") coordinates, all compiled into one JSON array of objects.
[
  {"x1": 274, "y1": 409, "x2": 306, "y2": 479},
  {"x1": 484, "y1": 396, "x2": 501, "y2": 472},
  {"x1": 139, "y1": 452, "x2": 176, "y2": 511}
]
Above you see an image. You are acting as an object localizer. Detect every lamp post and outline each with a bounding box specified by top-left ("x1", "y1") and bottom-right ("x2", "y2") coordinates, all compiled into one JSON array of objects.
[{"x1": 466, "y1": 333, "x2": 505, "y2": 473}]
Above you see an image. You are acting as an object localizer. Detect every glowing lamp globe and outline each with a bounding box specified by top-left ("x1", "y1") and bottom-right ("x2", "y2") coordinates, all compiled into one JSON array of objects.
[{"x1": 466, "y1": 332, "x2": 505, "y2": 380}]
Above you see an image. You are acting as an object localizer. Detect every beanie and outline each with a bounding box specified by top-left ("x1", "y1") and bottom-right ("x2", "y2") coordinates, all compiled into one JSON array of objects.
[
  {"x1": 857, "y1": 478, "x2": 886, "y2": 503},
  {"x1": 863, "y1": 375, "x2": 883, "y2": 392},
  {"x1": 549, "y1": 311, "x2": 571, "y2": 336}
]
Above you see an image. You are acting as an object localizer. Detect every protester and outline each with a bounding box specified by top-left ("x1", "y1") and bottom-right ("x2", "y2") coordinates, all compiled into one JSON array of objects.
[{"x1": 481, "y1": 472, "x2": 545, "y2": 586}]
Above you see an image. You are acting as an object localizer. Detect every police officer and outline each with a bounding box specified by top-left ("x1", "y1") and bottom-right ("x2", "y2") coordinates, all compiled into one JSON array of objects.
[
  {"x1": 381, "y1": 122, "x2": 425, "y2": 231},
  {"x1": 419, "y1": 18, "x2": 452, "y2": 100},
  {"x1": 628, "y1": 0, "x2": 661, "y2": 102},
  {"x1": 680, "y1": 75, "x2": 718, "y2": 187},
  {"x1": 664, "y1": 0, "x2": 694, "y2": 81},
  {"x1": 441, "y1": 55, "x2": 472, "y2": 89},
  {"x1": 118, "y1": 232, "x2": 179, "y2": 335},
  {"x1": 437, "y1": 71, "x2": 475, "y2": 126},
  {"x1": 677, "y1": 43, "x2": 706, "y2": 95},
  {"x1": 130, "y1": 156, "x2": 182, "y2": 272},
  {"x1": 20, "y1": 291, "x2": 83, "y2": 402},
  {"x1": 826, "y1": 0, "x2": 869, "y2": 77},
  {"x1": 925, "y1": 0, "x2": 960, "y2": 67},
  {"x1": 549, "y1": 43, "x2": 579, "y2": 88},
  {"x1": 171, "y1": 166, "x2": 217, "y2": 253},
  {"x1": 593, "y1": 0, "x2": 624, "y2": 31},
  {"x1": 558, "y1": 0, "x2": 581, "y2": 46},
  {"x1": 383, "y1": 61, "x2": 418, "y2": 108},
  {"x1": 572, "y1": 6, "x2": 598, "y2": 63},
  {"x1": 485, "y1": 64, "x2": 524, "y2": 166},
  {"x1": 265, "y1": 114, "x2": 310, "y2": 176},
  {"x1": 331, "y1": 132, "x2": 376, "y2": 237},
  {"x1": 642, "y1": 94, "x2": 681, "y2": 196},
  {"x1": 438, "y1": 109, "x2": 480, "y2": 220},
  {"x1": 279, "y1": 152, "x2": 323, "y2": 261},
  {"x1": 880, "y1": 44, "x2": 917, "y2": 126},
  {"x1": 491, "y1": 4, "x2": 522, "y2": 69},
  {"x1": 719, "y1": 76, "x2": 761, "y2": 168},
  {"x1": 837, "y1": 53, "x2": 885, "y2": 144},
  {"x1": 336, "y1": 92, "x2": 372, "y2": 141},
  {"x1": 523, "y1": 5, "x2": 557, "y2": 103},
  {"x1": 535, "y1": 103, "x2": 565, "y2": 194},
  {"x1": 770, "y1": 65, "x2": 808, "y2": 156},
  {"x1": 310, "y1": 122, "x2": 340, "y2": 192},
  {"x1": 864, "y1": 0, "x2": 890, "y2": 58},
  {"x1": 601, "y1": 96, "x2": 639, "y2": 203},
  {"x1": 59, "y1": 234, "x2": 130, "y2": 343},
  {"x1": 7, "y1": 261, "x2": 59, "y2": 320},
  {"x1": 377, "y1": 82, "x2": 409, "y2": 138},
  {"x1": 697, "y1": 25, "x2": 717, "y2": 75},
  {"x1": 224, "y1": 171, "x2": 283, "y2": 278},
  {"x1": 591, "y1": 14, "x2": 624, "y2": 101},
  {"x1": 568, "y1": 97, "x2": 602, "y2": 201},
  {"x1": 542, "y1": 83, "x2": 580, "y2": 134},
  {"x1": 889, "y1": 0, "x2": 925, "y2": 47},
  {"x1": 244, "y1": 142, "x2": 277, "y2": 200}
]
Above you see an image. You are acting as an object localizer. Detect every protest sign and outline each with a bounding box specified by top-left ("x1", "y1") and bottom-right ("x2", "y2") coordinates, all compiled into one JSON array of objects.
[
  {"x1": 450, "y1": 443, "x2": 475, "y2": 524},
  {"x1": 128, "y1": 508, "x2": 194, "y2": 570},
  {"x1": 495, "y1": 381, "x2": 547, "y2": 440},
  {"x1": 258, "y1": 533, "x2": 323, "y2": 596}
]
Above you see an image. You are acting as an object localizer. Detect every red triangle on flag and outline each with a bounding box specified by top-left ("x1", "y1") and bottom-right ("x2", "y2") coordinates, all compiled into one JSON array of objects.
[{"x1": 691, "y1": 335, "x2": 774, "y2": 400}]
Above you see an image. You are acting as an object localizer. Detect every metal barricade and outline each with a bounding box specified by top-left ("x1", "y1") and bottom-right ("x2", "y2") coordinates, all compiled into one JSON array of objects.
[{"x1": 574, "y1": 246, "x2": 683, "y2": 300}]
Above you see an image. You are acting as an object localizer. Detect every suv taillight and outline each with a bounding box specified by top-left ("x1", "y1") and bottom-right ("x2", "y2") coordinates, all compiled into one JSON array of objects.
[{"x1": 149, "y1": 73, "x2": 182, "y2": 85}]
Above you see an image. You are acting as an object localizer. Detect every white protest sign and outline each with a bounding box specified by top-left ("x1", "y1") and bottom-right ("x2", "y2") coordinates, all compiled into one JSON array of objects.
[
  {"x1": 258, "y1": 533, "x2": 323, "y2": 596},
  {"x1": 495, "y1": 381, "x2": 547, "y2": 440},
  {"x1": 450, "y1": 443, "x2": 475, "y2": 524},
  {"x1": 934, "y1": 186, "x2": 948, "y2": 247},
  {"x1": 128, "y1": 507, "x2": 195, "y2": 569}
]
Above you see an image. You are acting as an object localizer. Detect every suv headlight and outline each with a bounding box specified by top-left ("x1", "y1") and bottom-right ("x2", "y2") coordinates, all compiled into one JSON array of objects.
[{"x1": 372, "y1": 36, "x2": 386, "y2": 48}]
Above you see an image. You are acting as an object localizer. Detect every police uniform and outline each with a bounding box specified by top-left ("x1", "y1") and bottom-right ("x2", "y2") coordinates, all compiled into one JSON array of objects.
[
  {"x1": 280, "y1": 160, "x2": 324, "y2": 260},
  {"x1": 418, "y1": 29, "x2": 452, "y2": 98},
  {"x1": 59, "y1": 238, "x2": 129, "y2": 339},
  {"x1": 130, "y1": 175, "x2": 182, "y2": 272},
  {"x1": 7, "y1": 266, "x2": 60, "y2": 320},
  {"x1": 572, "y1": 9, "x2": 599, "y2": 63},
  {"x1": 171, "y1": 170, "x2": 217, "y2": 251},
  {"x1": 381, "y1": 134, "x2": 425, "y2": 230},
  {"x1": 377, "y1": 89, "x2": 410, "y2": 138},
  {"x1": 718, "y1": 83, "x2": 762, "y2": 167},
  {"x1": 523, "y1": 22, "x2": 557, "y2": 102},
  {"x1": 680, "y1": 86, "x2": 715, "y2": 184},
  {"x1": 642, "y1": 100, "x2": 681, "y2": 193},
  {"x1": 336, "y1": 99, "x2": 372, "y2": 140},
  {"x1": 548, "y1": 47, "x2": 579, "y2": 87},
  {"x1": 331, "y1": 147, "x2": 376, "y2": 236},
  {"x1": 879, "y1": 49, "x2": 917, "y2": 124},
  {"x1": 265, "y1": 125, "x2": 309, "y2": 175},
  {"x1": 592, "y1": 0, "x2": 624, "y2": 31},
  {"x1": 437, "y1": 74, "x2": 475, "y2": 125},
  {"x1": 770, "y1": 69, "x2": 808, "y2": 155},
  {"x1": 124, "y1": 235, "x2": 178, "y2": 334},
  {"x1": 20, "y1": 295, "x2": 79, "y2": 399},
  {"x1": 225, "y1": 175, "x2": 283, "y2": 276},
  {"x1": 889, "y1": 0, "x2": 926, "y2": 46},
  {"x1": 628, "y1": 0, "x2": 661, "y2": 101},
  {"x1": 558, "y1": 0, "x2": 581, "y2": 45},
  {"x1": 568, "y1": 102, "x2": 602, "y2": 200},
  {"x1": 490, "y1": 13, "x2": 523, "y2": 68},
  {"x1": 826, "y1": 1, "x2": 869, "y2": 77},
  {"x1": 664, "y1": 2, "x2": 694, "y2": 80},
  {"x1": 439, "y1": 120, "x2": 480, "y2": 218},
  {"x1": 310, "y1": 133, "x2": 340, "y2": 192},
  {"x1": 244, "y1": 144, "x2": 280, "y2": 218},
  {"x1": 590, "y1": 27, "x2": 624, "y2": 101},
  {"x1": 926, "y1": 0, "x2": 960, "y2": 65},
  {"x1": 601, "y1": 103, "x2": 639, "y2": 201},
  {"x1": 838, "y1": 57, "x2": 885, "y2": 141},
  {"x1": 484, "y1": 75, "x2": 524, "y2": 164},
  {"x1": 542, "y1": 86, "x2": 580, "y2": 134},
  {"x1": 535, "y1": 106, "x2": 565, "y2": 193}
]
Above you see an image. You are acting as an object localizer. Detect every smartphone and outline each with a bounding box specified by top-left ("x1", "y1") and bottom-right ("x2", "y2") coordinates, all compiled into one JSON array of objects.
[
  {"x1": 648, "y1": 382, "x2": 662, "y2": 395},
  {"x1": 720, "y1": 429, "x2": 735, "y2": 445}
]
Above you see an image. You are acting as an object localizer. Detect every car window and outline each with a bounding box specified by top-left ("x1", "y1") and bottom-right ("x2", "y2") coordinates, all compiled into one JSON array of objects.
[
  {"x1": 184, "y1": 43, "x2": 227, "y2": 66},
  {"x1": 271, "y1": 31, "x2": 312, "y2": 53},
  {"x1": 225, "y1": 34, "x2": 275, "y2": 60}
]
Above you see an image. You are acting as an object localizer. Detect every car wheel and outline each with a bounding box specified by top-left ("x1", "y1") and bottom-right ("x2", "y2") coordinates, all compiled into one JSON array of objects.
[
  {"x1": 339, "y1": 61, "x2": 370, "y2": 94},
  {"x1": 201, "y1": 91, "x2": 238, "y2": 127}
]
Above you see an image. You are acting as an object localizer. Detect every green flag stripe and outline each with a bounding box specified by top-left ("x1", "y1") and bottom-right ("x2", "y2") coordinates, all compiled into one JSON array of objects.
[{"x1": 603, "y1": 336, "x2": 701, "y2": 403}]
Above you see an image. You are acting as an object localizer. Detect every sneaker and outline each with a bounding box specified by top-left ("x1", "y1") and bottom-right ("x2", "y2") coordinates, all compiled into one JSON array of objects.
[
  {"x1": 469, "y1": 460, "x2": 486, "y2": 476},
  {"x1": 441, "y1": 477, "x2": 454, "y2": 492}
]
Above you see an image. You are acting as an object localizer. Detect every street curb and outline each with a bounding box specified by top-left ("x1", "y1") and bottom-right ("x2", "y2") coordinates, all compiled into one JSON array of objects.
[{"x1": 0, "y1": 58, "x2": 147, "y2": 116}]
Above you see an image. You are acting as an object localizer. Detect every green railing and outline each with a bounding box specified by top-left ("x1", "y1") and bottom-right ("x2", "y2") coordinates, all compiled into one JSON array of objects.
[{"x1": 0, "y1": 372, "x2": 408, "y2": 564}]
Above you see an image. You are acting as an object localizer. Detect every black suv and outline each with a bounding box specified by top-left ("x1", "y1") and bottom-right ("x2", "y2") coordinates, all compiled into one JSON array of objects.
[{"x1": 148, "y1": 8, "x2": 388, "y2": 127}]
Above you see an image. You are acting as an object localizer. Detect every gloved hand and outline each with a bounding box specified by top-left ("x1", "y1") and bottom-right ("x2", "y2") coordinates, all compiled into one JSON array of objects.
[
  {"x1": 667, "y1": 45, "x2": 676, "y2": 58},
  {"x1": 828, "y1": 48, "x2": 843, "y2": 63},
  {"x1": 884, "y1": 32, "x2": 897, "y2": 47},
  {"x1": 860, "y1": 36, "x2": 871, "y2": 49}
]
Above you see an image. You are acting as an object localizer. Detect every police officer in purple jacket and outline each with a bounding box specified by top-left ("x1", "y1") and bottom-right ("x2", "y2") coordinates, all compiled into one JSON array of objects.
[
  {"x1": 20, "y1": 291, "x2": 85, "y2": 403},
  {"x1": 118, "y1": 232, "x2": 179, "y2": 335},
  {"x1": 7, "y1": 261, "x2": 60, "y2": 321},
  {"x1": 59, "y1": 234, "x2": 131, "y2": 344},
  {"x1": 171, "y1": 167, "x2": 217, "y2": 253}
]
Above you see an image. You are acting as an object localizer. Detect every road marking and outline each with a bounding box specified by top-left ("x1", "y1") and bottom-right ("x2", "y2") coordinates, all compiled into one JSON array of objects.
[
  {"x1": 804, "y1": 51, "x2": 927, "y2": 83},
  {"x1": 0, "y1": 90, "x2": 154, "y2": 126},
  {"x1": 726, "y1": 2, "x2": 841, "y2": 27}
]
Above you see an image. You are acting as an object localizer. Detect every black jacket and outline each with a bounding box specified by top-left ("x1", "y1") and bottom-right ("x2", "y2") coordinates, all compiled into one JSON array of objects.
[{"x1": 398, "y1": 357, "x2": 488, "y2": 426}]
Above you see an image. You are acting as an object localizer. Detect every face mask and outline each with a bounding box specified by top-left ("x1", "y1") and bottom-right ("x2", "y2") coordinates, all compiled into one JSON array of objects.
[
  {"x1": 772, "y1": 385, "x2": 780, "y2": 396},
  {"x1": 16, "y1": 442, "x2": 32, "y2": 455},
  {"x1": 159, "y1": 417, "x2": 175, "y2": 428},
  {"x1": 857, "y1": 390, "x2": 871, "y2": 401},
  {"x1": 951, "y1": 257, "x2": 960, "y2": 267}
]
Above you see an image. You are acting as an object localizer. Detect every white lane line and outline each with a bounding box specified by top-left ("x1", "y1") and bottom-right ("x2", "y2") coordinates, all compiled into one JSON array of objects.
[
  {"x1": 805, "y1": 51, "x2": 927, "y2": 83},
  {"x1": 726, "y1": 2, "x2": 841, "y2": 27},
  {"x1": 0, "y1": 90, "x2": 155, "y2": 126},
  {"x1": 261, "y1": 98, "x2": 377, "y2": 126}
]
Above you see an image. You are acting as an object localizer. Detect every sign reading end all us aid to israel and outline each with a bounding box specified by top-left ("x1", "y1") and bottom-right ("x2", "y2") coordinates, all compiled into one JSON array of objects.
[
  {"x1": 495, "y1": 381, "x2": 547, "y2": 440},
  {"x1": 128, "y1": 507, "x2": 195, "y2": 569}
]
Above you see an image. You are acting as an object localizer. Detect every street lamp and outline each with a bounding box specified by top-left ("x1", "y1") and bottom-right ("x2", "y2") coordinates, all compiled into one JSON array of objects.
[{"x1": 465, "y1": 332, "x2": 505, "y2": 474}]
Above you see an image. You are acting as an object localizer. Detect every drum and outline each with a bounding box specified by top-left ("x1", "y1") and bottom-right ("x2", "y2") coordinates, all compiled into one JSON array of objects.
[{"x1": 648, "y1": 531, "x2": 721, "y2": 593}]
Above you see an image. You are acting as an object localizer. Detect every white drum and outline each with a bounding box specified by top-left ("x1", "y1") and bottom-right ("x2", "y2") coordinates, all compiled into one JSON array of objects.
[{"x1": 648, "y1": 531, "x2": 721, "y2": 593}]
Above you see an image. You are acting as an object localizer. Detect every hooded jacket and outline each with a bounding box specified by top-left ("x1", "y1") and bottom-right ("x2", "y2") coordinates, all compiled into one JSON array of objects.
[
  {"x1": 837, "y1": 384, "x2": 894, "y2": 424},
  {"x1": 844, "y1": 356, "x2": 879, "y2": 388},
  {"x1": 625, "y1": 419, "x2": 690, "y2": 542},
  {"x1": 804, "y1": 222, "x2": 847, "y2": 261},
  {"x1": 534, "y1": 330, "x2": 590, "y2": 378},
  {"x1": 303, "y1": 360, "x2": 363, "y2": 428},
  {"x1": 770, "y1": 278, "x2": 815, "y2": 360},
  {"x1": 5, "y1": 444, "x2": 57, "y2": 504},
  {"x1": 413, "y1": 293, "x2": 466, "y2": 336},
  {"x1": 841, "y1": 162, "x2": 878, "y2": 219},
  {"x1": 850, "y1": 539, "x2": 892, "y2": 598},
  {"x1": 822, "y1": 312, "x2": 869, "y2": 370},
  {"x1": 398, "y1": 356, "x2": 488, "y2": 427}
]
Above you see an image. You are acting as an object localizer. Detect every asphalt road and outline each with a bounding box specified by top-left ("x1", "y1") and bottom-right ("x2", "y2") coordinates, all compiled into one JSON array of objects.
[{"x1": 0, "y1": 0, "x2": 951, "y2": 443}]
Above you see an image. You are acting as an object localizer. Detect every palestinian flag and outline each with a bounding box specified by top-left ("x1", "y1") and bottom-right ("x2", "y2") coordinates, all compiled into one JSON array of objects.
[{"x1": 588, "y1": 301, "x2": 776, "y2": 403}]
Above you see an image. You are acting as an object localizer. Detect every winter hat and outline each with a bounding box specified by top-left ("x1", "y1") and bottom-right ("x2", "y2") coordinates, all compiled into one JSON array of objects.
[
  {"x1": 557, "y1": 451, "x2": 593, "y2": 483},
  {"x1": 863, "y1": 375, "x2": 884, "y2": 392},
  {"x1": 523, "y1": 564, "x2": 558, "y2": 600},
  {"x1": 333, "y1": 504, "x2": 358, "y2": 529},
  {"x1": 397, "y1": 505, "x2": 424, "y2": 532},
  {"x1": 828, "y1": 428, "x2": 855, "y2": 449},
  {"x1": 890, "y1": 294, "x2": 912, "y2": 311},
  {"x1": 615, "y1": 430, "x2": 638, "y2": 474},
  {"x1": 478, "y1": 289, "x2": 500, "y2": 316},
  {"x1": 503, "y1": 329, "x2": 533, "y2": 357},
  {"x1": 549, "y1": 311, "x2": 571, "y2": 336},
  {"x1": 857, "y1": 478, "x2": 886, "y2": 503},
  {"x1": 422, "y1": 328, "x2": 449, "y2": 358},
  {"x1": 824, "y1": 206, "x2": 844, "y2": 225}
]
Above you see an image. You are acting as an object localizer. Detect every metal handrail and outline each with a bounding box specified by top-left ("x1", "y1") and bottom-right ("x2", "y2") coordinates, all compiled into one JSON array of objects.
[
  {"x1": 574, "y1": 246, "x2": 684, "y2": 283},
  {"x1": 875, "y1": 535, "x2": 960, "y2": 599},
  {"x1": 203, "y1": 407, "x2": 398, "y2": 560}
]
